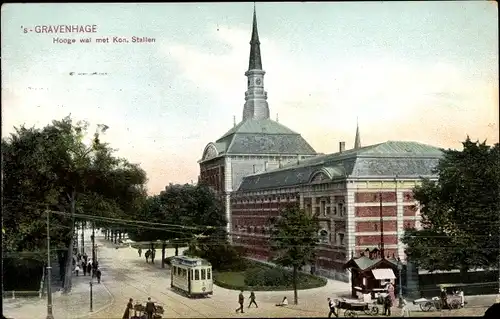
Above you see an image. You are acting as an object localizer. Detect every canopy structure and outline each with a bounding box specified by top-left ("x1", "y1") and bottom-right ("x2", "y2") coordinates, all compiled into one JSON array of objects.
[{"x1": 372, "y1": 268, "x2": 396, "y2": 280}]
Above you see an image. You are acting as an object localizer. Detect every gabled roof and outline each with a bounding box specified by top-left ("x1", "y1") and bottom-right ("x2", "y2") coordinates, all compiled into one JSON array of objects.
[
  {"x1": 236, "y1": 140, "x2": 443, "y2": 191},
  {"x1": 343, "y1": 257, "x2": 399, "y2": 271}
]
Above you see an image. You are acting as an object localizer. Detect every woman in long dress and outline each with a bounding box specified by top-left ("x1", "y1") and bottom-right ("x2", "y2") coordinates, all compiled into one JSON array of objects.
[
  {"x1": 122, "y1": 298, "x2": 133, "y2": 319},
  {"x1": 387, "y1": 282, "x2": 396, "y2": 305}
]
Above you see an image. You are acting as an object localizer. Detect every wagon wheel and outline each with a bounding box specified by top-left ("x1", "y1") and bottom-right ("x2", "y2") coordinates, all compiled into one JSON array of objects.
[
  {"x1": 344, "y1": 310, "x2": 356, "y2": 317},
  {"x1": 370, "y1": 306, "x2": 379, "y2": 316},
  {"x1": 450, "y1": 300, "x2": 460, "y2": 310},
  {"x1": 420, "y1": 302, "x2": 433, "y2": 312}
]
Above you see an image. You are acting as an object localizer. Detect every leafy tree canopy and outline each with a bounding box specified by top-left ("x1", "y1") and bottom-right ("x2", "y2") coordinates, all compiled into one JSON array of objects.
[
  {"x1": 403, "y1": 137, "x2": 500, "y2": 274},
  {"x1": 2, "y1": 116, "x2": 148, "y2": 266},
  {"x1": 269, "y1": 204, "x2": 320, "y2": 304}
]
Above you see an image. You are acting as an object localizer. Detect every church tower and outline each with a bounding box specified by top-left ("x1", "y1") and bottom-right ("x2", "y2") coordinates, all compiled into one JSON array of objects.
[{"x1": 242, "y1": 6, "x2": 270, "y2": 121}]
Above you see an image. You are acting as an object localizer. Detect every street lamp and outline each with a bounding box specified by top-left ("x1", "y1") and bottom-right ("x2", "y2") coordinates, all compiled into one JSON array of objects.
[
  {"x1": 397, "y1": 258, "x2": 403, "y2": 308},
  {"x1": 89, "y1": 281, "x2": 93, "y2": 312}
]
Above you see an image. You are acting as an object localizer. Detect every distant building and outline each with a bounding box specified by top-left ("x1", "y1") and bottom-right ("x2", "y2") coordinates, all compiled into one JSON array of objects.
[
  {"x1": 231, "y1": 140, "x2": 443, "y2": 281},
  {"x1": 198, "y1": 8, "x2": 317, "y2": 238}
]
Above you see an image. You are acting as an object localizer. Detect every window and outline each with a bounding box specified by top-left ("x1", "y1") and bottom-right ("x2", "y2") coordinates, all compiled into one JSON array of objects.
[
  {"x1": 339, "y1": 233, "x2": 345, "y2": 246},
  {"x1": 338, "y1": 203, "x2": 344, "y2": 216},
  {"x1": 201, "y1": 269, "x2": 206, "y2": 280},
  {"x1": 207, "y1": 269, "x2": 211, "y2": 280},
  {"x1": 182, "y1": 269, "x2": 187, "y2": 277},
  {"x1": 326, "y1": 206, "x2": 331, "y2": 215},
  {"x1": 321, "y1": 201, "x2": 326, "y2": 216},
  {"x1": 195, "y1": 269, "x2": 200, "y2": 280},
  {"x1": 172, "y1": 266, "x2": 176, "y2": 275},
  {"x1": 319, "y1": 229, "x2": 329, "y2": 243}
]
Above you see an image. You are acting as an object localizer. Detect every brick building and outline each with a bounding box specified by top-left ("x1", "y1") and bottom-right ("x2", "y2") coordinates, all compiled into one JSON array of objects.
[
  {"x1": 230, "y1": 141, "x2": 443, "y2": 282},
  {"x1": 198, "y1": 8, "x2": 317, "y2": 237}
]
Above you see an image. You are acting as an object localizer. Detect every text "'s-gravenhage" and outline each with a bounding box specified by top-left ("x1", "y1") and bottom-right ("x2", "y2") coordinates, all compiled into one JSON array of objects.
[{"x1": 24, "y1": 25, "x2": 98, "y2": 33}]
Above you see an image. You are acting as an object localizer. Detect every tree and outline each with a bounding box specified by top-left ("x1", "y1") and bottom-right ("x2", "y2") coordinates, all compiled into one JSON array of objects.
[
  {"x1": 129, "y1": 183, "x2": 234, "y2": 270},
  {"x1": 269, "y1": 204, "x2": 320, "y2": 305},
  {"x1": 2, "y1": 116, "x2": 148, "y2": 293},
  {"x1": 402, "y1": 137, "x2": 500, "y2": 277}
]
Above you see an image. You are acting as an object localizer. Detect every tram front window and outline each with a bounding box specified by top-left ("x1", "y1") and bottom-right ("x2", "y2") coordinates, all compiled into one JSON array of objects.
[
  {"x1": 195, "y1": 269, "x2": 200, "y2": 280},
  {"x1": 207, "y1": 269, "x2": 211, "y2": 280},
  {"x1": 182, "y1": 269, "x2": 187, "y2": 277},
  {"x1": 201, "y1": 269, "x2": 206, "y2": 280}
]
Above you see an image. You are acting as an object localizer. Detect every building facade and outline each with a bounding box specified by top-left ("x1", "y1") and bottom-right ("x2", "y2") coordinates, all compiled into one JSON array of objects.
[
  {"x1": 231, "y1": 141, "x2": 443, "y2": 282},
  {"x1": 198, "y1": 9, "x2": 317, "y2": 237}
]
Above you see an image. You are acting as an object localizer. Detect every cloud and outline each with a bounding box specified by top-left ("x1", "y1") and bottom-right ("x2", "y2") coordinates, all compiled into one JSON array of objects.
[{"x1": 166, "y1": 25, "x2": 499, "y2": 155}]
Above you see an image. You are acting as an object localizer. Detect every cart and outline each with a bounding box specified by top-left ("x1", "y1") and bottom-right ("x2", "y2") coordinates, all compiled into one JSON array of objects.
[
  {"x1": 413, "y1": 296, "x2": 462, "y2": 312},
  {"x1": 337, "y1": 298, "x2": 379, "y2": 317},
  {"x1": 132, "y1": 303, "x2": 165, "y2": 319}
]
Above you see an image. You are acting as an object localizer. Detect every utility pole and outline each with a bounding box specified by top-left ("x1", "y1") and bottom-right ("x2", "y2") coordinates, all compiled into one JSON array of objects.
[
  {"x1": 379, "y1": 191, "x2": 385, "y2": 259},
  {"x1": 91, "y1": 222, "x2": 96, "y2": 265},
  {"x1": 46, "y1": 210, "x2": 54, "y2": 319}
]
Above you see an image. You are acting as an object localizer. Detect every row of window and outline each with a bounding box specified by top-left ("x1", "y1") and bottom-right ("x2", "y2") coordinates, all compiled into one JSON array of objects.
[
  {"x1": 235, "y1": 225, "x2": 271, "y2": 235},
  {"x1": 307, "y1": 202, "x2": 346, "y2": 217},
  {"x1": 232, "y1": 195, "x2": 299, "y2": 204},
  {"x1": 318, "y1": 229, "x2": 345, "y2": 246},
  {"x1": 172, "y1": 266, "x2": 211, "y2": 281}
]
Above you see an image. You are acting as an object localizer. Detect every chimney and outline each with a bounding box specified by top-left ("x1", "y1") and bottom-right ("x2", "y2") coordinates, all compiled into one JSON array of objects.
[
  {"x1": 253, "y1": 165, "x2": 256, "y2": 173},
  {"x1": 339, "y1": 141, "x2": 346, "y2": 153},
  {"x1": 264, "y1": 161, "x2": 268, "y2": 171}
]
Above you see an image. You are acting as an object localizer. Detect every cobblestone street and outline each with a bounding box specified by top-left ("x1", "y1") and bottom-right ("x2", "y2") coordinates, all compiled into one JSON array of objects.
[{"x1": 3, "y1": 230, "x2": 496, "y2": 318}]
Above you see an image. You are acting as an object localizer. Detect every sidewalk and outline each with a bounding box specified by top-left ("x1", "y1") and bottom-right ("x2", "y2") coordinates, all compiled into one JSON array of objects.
[{"x1": 3, "y1": 230, "x2": 114, "y2": 319}]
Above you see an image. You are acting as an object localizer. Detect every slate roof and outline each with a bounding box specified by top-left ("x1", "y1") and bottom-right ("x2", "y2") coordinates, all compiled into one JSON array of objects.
[
  {"x1": 214, "y1": 119, "x2": 317, "y2": 155},
  {"x1": 236, "y1": 141, "x2": 443, "y2": 192},
  {"x1": 344, "y1": 257, "x2": 399, "y2": 271}
]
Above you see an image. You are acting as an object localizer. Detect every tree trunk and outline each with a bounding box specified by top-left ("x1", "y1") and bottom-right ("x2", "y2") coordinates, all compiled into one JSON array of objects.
[
  {"x1": 62, "y1": 190, "x2": 76, "y2": 294},
  {"x1": 293, "y1": 265, "x2": 298, "y2": 305},
  {"x1": 175, "y1": 243, "x2": 179, "y2": 256},
  {"x1": 161, "y1": 242, "x2": 166, "y2": 269},
  {"x1": 113, "y1": 230, "x2": 117, "y2": 244},
  {"x1": 150, "y1": 242, "x2": 155, "y2": 264},
  {"x1": 81, "y1": 222, "x2": 85, "y2": 254},
  {"x1": 119, "y1": 231, "x2": 122, "y2": 241}
]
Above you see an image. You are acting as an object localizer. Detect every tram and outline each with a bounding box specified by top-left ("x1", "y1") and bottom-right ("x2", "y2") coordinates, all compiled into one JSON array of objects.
[{"x1": 170, "y1": 256, "x2": 213, "y2": 297}]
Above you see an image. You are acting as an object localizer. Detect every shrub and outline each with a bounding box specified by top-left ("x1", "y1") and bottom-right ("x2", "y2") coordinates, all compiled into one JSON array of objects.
[{"x1": 244, "y1": 266, "x2": 293, "y2": 287}]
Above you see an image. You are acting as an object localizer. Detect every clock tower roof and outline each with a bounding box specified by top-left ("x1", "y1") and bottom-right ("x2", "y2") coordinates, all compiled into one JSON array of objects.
[{"x1": 248, "y1": 5, "x2": 262, "y2": 71}]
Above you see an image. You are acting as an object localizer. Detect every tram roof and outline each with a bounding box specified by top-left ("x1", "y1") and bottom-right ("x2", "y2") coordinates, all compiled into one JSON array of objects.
[{"x1": 171, "y1": 256, "x2": 211, "y2": 267}]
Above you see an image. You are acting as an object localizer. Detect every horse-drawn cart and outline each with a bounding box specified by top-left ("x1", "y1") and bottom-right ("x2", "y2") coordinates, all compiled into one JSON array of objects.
[
  {"x1": 337, "y1": 298, "x2": 379, "y2": 317},
  {"x1": 413, "y1": 295, "x2": 462, "y2": 312}
]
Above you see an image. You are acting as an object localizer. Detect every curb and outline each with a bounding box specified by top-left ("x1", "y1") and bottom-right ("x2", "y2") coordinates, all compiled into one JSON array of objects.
[{"x1": 75, "y1": 280, "x2": 115, "y2": 318}]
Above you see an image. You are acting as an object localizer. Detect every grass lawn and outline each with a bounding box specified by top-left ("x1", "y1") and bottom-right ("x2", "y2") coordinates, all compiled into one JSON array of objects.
[{"x1": 213, "y1": 261, "x2": 327, "y2": 291}]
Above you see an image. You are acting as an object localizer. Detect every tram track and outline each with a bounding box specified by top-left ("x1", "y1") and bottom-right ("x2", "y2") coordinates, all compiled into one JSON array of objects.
[{"x1": 104, "y1": 256, "x2": 218, "y2": 318}]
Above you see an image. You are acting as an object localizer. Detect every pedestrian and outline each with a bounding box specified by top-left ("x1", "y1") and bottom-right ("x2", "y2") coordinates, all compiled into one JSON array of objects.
[
  {"x1": 145, "y1": 250, "x2": 151, "y2": 263},
  {"x1": 96, "y1": 268, "x2": 102, "y2": 283},
  {"x1": 138, "y1": 247, "x2": 142, "y2": 257},
  {"x1": 83, "y1": 253, "x2": 88, "y2": 264},
  {"x1": 327, "y1": 298, "x2": 338, "y2": 318},
  {"x1": 400, "y1": 298, "x2": 410, "y2": 317},
  {"x1": 82, "y1": 261, "x2": 87, "y2": 276},
  {"x1": 248, "y1": 291, "x2": 258, "y2": 308},
  {"x1": 87, "y1": 262, "x2": 92, "y2": 277},
  {"x1": 122, "y1": 298, "x2": 133, "y2": 319},
  {"x1": 235, "y1": 290, "x2": 244, "y2": 313},
  {"x1": 145, "y1": 297, "x2": 156, "y2": 319},
  {"x1": 383, "y1": 295, "x2": 393, "y2": 316},
  {"x1": 275, "y1": 296, "x2": 288, "y2": 306},
  {"x1": 440, "y1": 288, "x2": 450, "y2": 310},
  {"x1": 74, "y1": 264, "x2": 80, "y2": 276}
]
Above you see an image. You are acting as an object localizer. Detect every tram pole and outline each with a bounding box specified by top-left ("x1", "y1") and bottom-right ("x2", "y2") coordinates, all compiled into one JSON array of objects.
[{"x1": 46, "y1": 210, "x2": 54, "y2": 319}]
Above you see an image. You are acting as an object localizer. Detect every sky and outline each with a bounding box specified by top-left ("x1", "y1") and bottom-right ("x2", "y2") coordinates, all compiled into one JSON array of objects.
[{"x1": 1, "y1": 2, "x2": 498, "y2": 195}]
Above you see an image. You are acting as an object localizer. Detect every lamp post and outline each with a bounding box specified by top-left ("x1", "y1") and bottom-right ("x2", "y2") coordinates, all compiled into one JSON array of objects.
[
  {"x1": 397, "y1": 258, "x2": 403, "y2": 308},
  {"x1": 46, "y1": 210, "x2": 54, "y2": 319},
  {"x1": 89, "y1": 281, "x2": 93, "y2": 312}
]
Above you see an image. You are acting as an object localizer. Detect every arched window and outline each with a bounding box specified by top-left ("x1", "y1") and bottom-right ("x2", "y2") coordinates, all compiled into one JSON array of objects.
[{"x1": 319, "y1": 229, "x2": 329, "y2": 244}]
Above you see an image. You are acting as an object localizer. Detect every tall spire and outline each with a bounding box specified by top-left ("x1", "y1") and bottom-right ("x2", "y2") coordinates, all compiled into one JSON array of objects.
[
  {"x1": 354, "y1": 117, "x2": 361, "y2": 149},
  {"x1": 248, "y1": 3, "x2": 262, "y2": 70},
  {"x1": 242, "y1": 4, "x2": 270, "y2": 121}
]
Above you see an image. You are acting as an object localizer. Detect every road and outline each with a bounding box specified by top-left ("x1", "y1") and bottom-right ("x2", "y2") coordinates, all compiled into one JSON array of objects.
[{"x1": 89, "y1": 233, "x2": 352, "y2": 318}]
